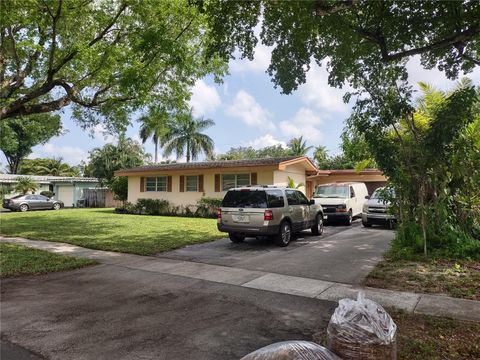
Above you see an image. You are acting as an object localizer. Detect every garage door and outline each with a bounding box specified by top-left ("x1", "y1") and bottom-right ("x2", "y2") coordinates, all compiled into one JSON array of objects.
[{"x1": 57, "y1": 186, "x2": 74, "y2": 207}]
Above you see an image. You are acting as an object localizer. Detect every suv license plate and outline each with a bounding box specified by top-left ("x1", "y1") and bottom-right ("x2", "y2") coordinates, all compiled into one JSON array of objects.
[{"x1": 233, "y1": 214, "x2": 249, "y2": 223}]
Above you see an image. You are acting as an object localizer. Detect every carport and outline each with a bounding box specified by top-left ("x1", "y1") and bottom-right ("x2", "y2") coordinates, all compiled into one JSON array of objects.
[{"x1": 306, "y1": 169, "x2": 387, "y2": 197}]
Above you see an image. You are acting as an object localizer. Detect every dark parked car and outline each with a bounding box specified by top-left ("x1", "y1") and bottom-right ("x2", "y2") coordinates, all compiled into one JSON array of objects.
[{"x1": 3, "y1": 194, "x2": 64, "y2": 212}]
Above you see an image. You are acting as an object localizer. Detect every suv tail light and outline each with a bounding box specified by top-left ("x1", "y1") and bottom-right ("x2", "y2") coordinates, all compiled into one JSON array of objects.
[
  {"x1": 217, "y1": 208, "x2": 222, "y2": 219},
  {"x1": 264, "y1": 210, "x2": 273, "y2": 221}
]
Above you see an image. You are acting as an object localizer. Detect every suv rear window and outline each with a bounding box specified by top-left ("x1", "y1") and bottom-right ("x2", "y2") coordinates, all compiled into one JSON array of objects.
[{"x1": 221, "y1": 190, "x2": 268, "y2": 208}]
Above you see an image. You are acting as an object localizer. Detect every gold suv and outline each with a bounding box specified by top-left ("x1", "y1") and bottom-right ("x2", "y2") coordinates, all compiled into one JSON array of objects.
[{"x1": 217, "y1": 186, "x2": 324, "y2": 246}]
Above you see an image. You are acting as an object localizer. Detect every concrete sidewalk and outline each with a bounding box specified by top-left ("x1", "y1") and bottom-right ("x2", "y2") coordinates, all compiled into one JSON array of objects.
[{"x1": 2, "y1": 236, "x2": 479, "y2": 322}]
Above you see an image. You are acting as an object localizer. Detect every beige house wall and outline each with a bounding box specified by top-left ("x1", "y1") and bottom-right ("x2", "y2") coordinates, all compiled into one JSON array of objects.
[
  {"x1": 127, "y1": 169, "x2": 275, "y2": 206},
  {"x1": 273, "y1": 163, "x2": 307, "y2": 194}
]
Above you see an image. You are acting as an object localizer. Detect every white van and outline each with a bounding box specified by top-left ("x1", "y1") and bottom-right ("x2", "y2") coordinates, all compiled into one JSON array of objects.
[{"x1": 312, "y1": 182, "x2": 369, "y2": 225}]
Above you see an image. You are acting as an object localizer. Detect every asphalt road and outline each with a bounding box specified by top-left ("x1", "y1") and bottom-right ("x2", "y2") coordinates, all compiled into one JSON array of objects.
[{"x1": 1, "y1": 265, "x2": 334, "y2": 360}]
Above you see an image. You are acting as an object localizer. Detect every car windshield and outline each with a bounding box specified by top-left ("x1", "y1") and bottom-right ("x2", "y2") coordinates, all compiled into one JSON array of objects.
[
  {"x1": 371, "y1": 188, "x2": 395, "y2": 201},
  {"x1": 222, "y1": 190, "x2": 268, "y2": 208},
  {"x1": 314, "y1": 185, "x2": 349, "y2": 198}
]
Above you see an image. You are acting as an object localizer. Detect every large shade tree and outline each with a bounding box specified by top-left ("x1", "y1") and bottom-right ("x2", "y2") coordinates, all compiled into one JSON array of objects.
[
  {"x1": 203, "y1": 1, "x2": 479, "y2": 95},
  {"x1": 163, "y1": 110, "x2": 214, "y2": 162},
  {"x1": 1, "y1": 0, "x2": 225, "y2": 132}
]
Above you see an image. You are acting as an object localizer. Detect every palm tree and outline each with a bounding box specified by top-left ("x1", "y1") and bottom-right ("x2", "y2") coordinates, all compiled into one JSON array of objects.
[
  {"x1": 138, "y1": 108, "x2": 169, "y2": 163},
  {"x1": 14, "y1": 177, "x2": 37, "y2": 194},
  {"x1": 288, "y1": 136, "x2": 313, "y2": 156},
  {"x1": 162, "y1": 110, "x2": 215, "y2": 162},
  {"x1": 36, "y1": 157, "x2": 79, "y2": 176},
  {"x1": 287, "y1": 176, "x2": 304, "y2": 189}
]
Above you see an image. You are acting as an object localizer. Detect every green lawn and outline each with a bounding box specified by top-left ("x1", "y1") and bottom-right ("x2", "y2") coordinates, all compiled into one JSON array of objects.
[
  {"x1": 0, "y1": 242, "x2": 96, "y2": 277},
  {"x1": 0, "y1": 208, "x2": 225, "y2": 255}
]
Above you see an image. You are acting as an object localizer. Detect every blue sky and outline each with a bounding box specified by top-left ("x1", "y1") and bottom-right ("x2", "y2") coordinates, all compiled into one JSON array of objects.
[{"x1": 3, "y1": 44, "x2": 479, "y2": 168}]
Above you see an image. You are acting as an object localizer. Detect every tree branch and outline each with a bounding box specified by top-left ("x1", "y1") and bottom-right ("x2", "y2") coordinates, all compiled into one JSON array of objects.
[
  {"x1": 49, "y1": 3, "x2": 127, "y2": 77},
  {"x1": 356, "y1": 25, "x2": 480, "y2": 63},
  {"x1": 315, "y1": 0, "x2": 357, "y2": 16},
  {"x1": 4, "y1": 96, "x2": 72, "y2": 118},
  {"x1": 46, "y1": 0, "x2": 63, "y2": 81}
]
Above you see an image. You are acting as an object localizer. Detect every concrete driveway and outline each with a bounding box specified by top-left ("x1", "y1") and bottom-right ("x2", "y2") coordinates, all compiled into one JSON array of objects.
[{"x1": 159, "y1": 221, "x2": 395, "y2": 284}]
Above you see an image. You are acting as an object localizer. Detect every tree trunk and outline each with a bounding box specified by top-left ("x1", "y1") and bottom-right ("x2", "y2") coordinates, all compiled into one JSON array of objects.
[
  {"x1": 419, "y1": 183, "x2": 428, "y2": 255},
  {"x1": 186, "y1": 141, "x2": 190, "y2": 163},
  {"x1": 154, "y1": 140, "x2": 158, "y2": 163}
]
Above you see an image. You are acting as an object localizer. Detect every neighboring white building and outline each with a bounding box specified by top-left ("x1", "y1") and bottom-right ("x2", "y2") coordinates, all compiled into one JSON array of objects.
[{"x1": 0, "y1": 174, "x2": 99, "y2": 207}]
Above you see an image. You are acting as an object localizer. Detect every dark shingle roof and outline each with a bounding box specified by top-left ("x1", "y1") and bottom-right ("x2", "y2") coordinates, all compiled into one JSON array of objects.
[{"x1": 116, "y1": 156, "x2": 306, "y2": 174}]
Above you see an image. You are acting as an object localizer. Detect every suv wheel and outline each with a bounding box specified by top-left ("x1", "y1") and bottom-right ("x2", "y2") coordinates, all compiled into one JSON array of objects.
[
  {"x1": 229, "y1": 233, "x2": 245, "y2": 243},
  {"x1": 311, "y1": 214, "x2": 324, "y2": 236},
  {"x1": 19, "y1": 204, "x2": 29, "y2": 212},
  {"x1": 53, "y1": 203, "x2": 61, "y2": 210},
  {"x1": 275, "y1": 221, "x2": 291, "y2": 247}
]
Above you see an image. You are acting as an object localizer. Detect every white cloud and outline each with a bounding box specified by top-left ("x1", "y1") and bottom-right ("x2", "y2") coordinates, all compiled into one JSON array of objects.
[
  {"x1": 279, "y1": 108, "x2": 323, "y2": 143},
  {"x1": 230, "y1": 43, "x2": 272, "y2": 73},
  {"x1": 189, "y1": 80, "x2": 221, "y2": 117},
  {"x1": 407, "y1": 55, "x2": 480, "y2": 92},
  {"x1": 30, "y1": 143, "x2": 89, "y2": 165},
  {"x1": 225, "y1": 90, "x2": 275, "y2": 130},
  {"x1": 245, "y1": 134, "x2": 287, "y2": 149},
  {"x1": 93, "y1": 124, "x2": 116, "y2": 144},
  {"x1": 298, "y1": 64, "x2": 350, "y2": 113}
]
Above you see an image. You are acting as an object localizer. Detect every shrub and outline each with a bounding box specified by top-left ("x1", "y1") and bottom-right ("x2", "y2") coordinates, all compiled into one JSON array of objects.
[
  {"x1": 136, "y1": 198, "x2": 171, "y2": 215},
  {"x1": 116, "y1": 196, "x2": 223, "y2": 218},
  {"x1": 195, "y1": 197, "x2": 222, "y2": 218},
  {"x1": 40, "y1": 190, "x2": 54, "y2": 198},
  {"x1": 0, "y1": 185, "x2": 13, "y2": 200},
  {"x1": 392, "y1": 220, "x2": 480, "y2": 260}
]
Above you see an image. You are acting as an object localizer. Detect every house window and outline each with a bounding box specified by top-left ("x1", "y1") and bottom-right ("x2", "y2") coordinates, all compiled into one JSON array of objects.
[
  {"x1": 146, "y1": 176, "x2": 167, "y2": 192},
  {"x1": 186, "y1": 175, "x2": 198, "y2": 192},
  {"x1": 221, "y1": 173, "x2": 251, "y2": 191}
]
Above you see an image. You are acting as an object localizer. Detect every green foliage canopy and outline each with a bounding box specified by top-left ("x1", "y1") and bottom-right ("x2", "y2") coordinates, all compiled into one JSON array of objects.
[
  {"x1": 203, "y1": 1, "x2": 479, "y2": 95},
  {"x1": 87, "y1": 136, "x2": 149, "y2": 185},
  {"x1": 1, "y1": 0, "x2": 226, "y2": 131},
  {"x1": 18, "y1": 157, "x2": 80, "y2": 177}
]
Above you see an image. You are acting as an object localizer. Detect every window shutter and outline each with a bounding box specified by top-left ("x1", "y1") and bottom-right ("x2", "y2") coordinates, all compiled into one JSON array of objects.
[
  {"x1": 199, "y1": 175, "x2": 204, "y2": 192},
  {"x1": 140, "y1": 177, "x2": 145, "y2": 192},
  {"x1": 251, "y1": 172, "x2": 257, "y2": 186},
  {"x1": 167, "y1": 176, "x2": 172, "y2": 192},
  {"x1": 214, "y1": 174, "x2": 220, "y2": 192},
  {"x1": 179, "y1": 175, "x2": 185, "y2": 192}
]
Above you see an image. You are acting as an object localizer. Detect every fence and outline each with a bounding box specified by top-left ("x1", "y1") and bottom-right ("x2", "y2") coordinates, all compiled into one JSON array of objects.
[{"x1": 80, "y1": 188, "x2": 122, "y2": 208}]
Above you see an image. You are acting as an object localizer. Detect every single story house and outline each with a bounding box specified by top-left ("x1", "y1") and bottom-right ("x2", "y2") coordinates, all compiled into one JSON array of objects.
[
  {"x1": 115, "y1": 156, "x2": 318, "y2": 206},
  {"x1": 116, "y1": 156, "x2": 388, "y2": 207},
  {"x1": 0, "y1": 174, "x2": 100, "y2": 207}
]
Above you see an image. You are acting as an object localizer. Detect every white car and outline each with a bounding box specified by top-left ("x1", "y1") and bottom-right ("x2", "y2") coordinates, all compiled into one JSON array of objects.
[{"x1": 312, "y1": 182, "x2": 369, "y2": 225}]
